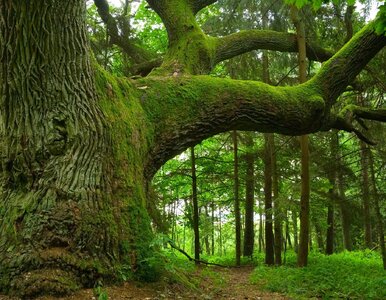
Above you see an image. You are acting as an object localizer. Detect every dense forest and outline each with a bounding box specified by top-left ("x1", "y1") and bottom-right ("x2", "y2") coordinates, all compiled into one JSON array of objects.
[{"x1": 0, "y1": 0, "x2": 385, "y2": 299}]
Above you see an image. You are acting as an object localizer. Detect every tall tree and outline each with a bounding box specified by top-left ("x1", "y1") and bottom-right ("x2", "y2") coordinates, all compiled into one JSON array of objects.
[
  {"x1": 0, "y1": 0, "x2": 385, "y2": 297},
  {"x1": 291, "y1": 5, "x2": 310, "y2": 268},
  {"x1": 191, "y1": 146, "x2": 201, "y2": 263},
  {"x1": 264, "y1": 133, "x2": 275, "y2": 265},
  {"x1": 233, "y1": 131, "x2": 241, "y2": 266},
  {"x1": 243, "y1": 133, "x2": 255, "y2": 257}
]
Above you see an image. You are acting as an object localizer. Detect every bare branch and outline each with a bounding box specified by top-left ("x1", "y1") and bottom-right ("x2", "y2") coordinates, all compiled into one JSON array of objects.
[{"x1": 214, "y1": 30, "x2": 334, "y2": 64}]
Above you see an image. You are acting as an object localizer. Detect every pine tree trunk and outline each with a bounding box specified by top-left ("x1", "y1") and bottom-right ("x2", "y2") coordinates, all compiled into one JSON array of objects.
[
  {"x1": 243, "y1": 133, "x2": 255, "y2": 257},
  {"x1": 271, "y1": 134, "x2": 282, "y2": 265},
  {"x1": 360, "y1": 141, "x2": 373, "y2": 249},
  {"x1": 233, "y1": 131, "x2": 241, "y2": 266},
  {"x1": 291, "y1": 6, "x2": 310, "y2": 267},
  {"x1": 264, "y1": 134, "x2": 275, "y2": 265},
  {"x1": 369, "y1": 151, "x2": 386, "y2": 269},
  {"x1": 333, "y1": 133, "x2": 353, "y2": 251},
  {"x1": 190, "y1": 147, "x2": 200, "y2": 264}
]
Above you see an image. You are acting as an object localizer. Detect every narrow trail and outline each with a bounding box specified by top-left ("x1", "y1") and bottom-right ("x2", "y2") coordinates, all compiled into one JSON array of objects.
[
  {"x1": 201, "y1": 266, "x2": 288, "y2": 300},
  {"x1": 0, "y1": 266, "x2": 288, "y2": 300}
]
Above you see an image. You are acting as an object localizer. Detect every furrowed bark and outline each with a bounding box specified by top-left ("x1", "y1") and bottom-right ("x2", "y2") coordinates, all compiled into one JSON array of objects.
[{"x1": 0, "y1": 1, "x2": 154, "y2": 297}]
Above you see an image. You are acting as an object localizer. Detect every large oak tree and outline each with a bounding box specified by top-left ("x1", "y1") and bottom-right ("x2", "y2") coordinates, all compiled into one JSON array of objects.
[{"x1": 0, "y1": 0, "x2": 385, "y2": 297}]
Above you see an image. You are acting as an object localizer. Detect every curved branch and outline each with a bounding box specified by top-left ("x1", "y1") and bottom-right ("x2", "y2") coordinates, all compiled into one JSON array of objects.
[
  {"x1": 310, "y1": 21, "x2": 386, "y2": 106},
  {"x1": 214, "y1": 30, "x2": 334, "y2": 64},
  {"x1": 139, "y1": 75, "x2": 325, "y2": 178},
  {"x1": 190, "y1": 0, "x2": 218, "y2": 14},
  {"x1": 94, "y1": 0, "x2": 154, "y2": 64},
  {"x1": 140, "y1": 21, "x2": 385, "y2": 177}
]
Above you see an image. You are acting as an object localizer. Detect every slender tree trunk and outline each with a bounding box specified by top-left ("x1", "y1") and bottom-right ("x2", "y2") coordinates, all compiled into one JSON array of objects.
[
  {"x1": 233, "y1": 131, "x2": 241, "y2": 266},
  {"x1": 360, "y1": 140, "x2": 373, "y2": 248},
  {"x1": 219, "y1": 208, "x2": 223, "y2": 256},
  {"x1": 211, "y1": 202, "x2": 215, "y2": 255},
  {"x1": 293, "y1": 209, "x2": 299, "y2": 252},
  {"x1": 243, "y1": 133, "x2": 255, "y2": 257},
  {"x1": 291, "y1": 6, "x2": 310, "y2": 267},
  {"x1": 325, "y1": 131, "x2": 339, "y2": 255},
  {"x1": 258, "y1": 204, "x2": 263, "y2": 253},
  {"x1": 369, "y1": 151, "x2": 386, "y2": 269},
  {"x1": 191, "y1": 147, "x2": 200, "y2": 264},
  {"x1": 326, "y1": 199, "x2": 335, "y2": 254},
  {"x1": 204, "y1": 205, "x2": 211, "y2": 255},
  {"x1": 333, "y1": 132, "x2": 353, "y2": 251},
  {"x1": 286, "y1": 211, "x2": 292, "y2": 249},
  {"x1": 271, "y1": 134, "x2": 282, "y2": 265},
  {"x1": 264, "y1": 134, "x2": 275, "y2": 265}
]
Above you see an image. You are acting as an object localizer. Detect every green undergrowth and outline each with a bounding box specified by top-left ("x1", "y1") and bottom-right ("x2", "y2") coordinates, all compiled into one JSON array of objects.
[{"x1": 250, "y1": 250, "x2": 386, "y2": 299}]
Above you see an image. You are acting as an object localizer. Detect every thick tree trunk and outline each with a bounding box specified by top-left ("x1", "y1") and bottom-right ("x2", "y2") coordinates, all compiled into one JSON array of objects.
[
  {"x1": 243, "y1": 133, "x2": 255, "y2": 257},
  {"x1": 0, "y1": 1, "x2": 154, "y2": 297}
]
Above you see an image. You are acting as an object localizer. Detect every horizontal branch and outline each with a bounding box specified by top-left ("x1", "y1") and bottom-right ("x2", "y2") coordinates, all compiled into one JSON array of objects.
[
  {"x1": 214, "y1": 29, "x2": 334, "y2": 64},
  {"x1": 139, "y1": 75, "x2": 324, "y2": 178}
]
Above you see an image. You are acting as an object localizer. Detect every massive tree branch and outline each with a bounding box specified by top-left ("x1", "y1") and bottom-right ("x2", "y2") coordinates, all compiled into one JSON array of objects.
[
  {"x1": 139, "y1": 75, "x2": 325, "y2": 177},
  {"x1": 139, "y1": 21, "x2": 385, "y2": 177},
  {"x1": 214, "y1": 30, "x2": 334, "y2": 64}
]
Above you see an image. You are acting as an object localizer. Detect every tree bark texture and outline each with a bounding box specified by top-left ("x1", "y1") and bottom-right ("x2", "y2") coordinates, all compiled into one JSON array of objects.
[{"x1": 0, "y1": 1, "x2": 154, "y2": 296}]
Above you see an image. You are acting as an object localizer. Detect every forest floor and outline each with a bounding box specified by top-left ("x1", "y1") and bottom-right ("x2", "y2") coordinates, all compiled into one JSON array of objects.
[{"x1": 0, "y1": 266, "x2": 288, "y2": 300}]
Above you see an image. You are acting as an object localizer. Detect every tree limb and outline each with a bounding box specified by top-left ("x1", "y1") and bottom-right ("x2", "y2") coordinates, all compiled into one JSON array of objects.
[
  {"x1": 94, "y1": 0, "x2": 154, "y2": 64},
  {"x1": 310, "y1": 21, "x2": 386, "y2": 106},
  {"x1": 189, "y1": 0, "x2": 218, "y2": 14},
  {"x1": 214, "y1": 29, "x2": 334, "y2": 64}
]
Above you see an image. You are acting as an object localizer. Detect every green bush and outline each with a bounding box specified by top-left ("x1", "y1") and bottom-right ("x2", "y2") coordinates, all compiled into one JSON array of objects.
[{"x1": 250, "y1": 250, "x2": 386, "y2": 299}]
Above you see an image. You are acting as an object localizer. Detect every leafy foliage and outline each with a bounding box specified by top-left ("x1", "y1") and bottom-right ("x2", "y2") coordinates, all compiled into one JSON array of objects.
[{"x1": 251, "y1": 250, "x2": 386, "y2": 299}]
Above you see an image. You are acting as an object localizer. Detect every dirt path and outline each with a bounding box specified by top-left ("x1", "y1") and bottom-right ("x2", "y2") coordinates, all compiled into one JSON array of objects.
[
  {"x1": 200, "y1": 266, "x2": 288, "y2": 300},
  {"x1": 0, "y1": 266, "x2": 288, "y2": 300}
]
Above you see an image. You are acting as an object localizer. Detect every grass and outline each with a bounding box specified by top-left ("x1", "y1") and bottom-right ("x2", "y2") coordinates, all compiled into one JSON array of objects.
[{"x1": 250, "y1": 250, "x2": 386, "y2": 299}]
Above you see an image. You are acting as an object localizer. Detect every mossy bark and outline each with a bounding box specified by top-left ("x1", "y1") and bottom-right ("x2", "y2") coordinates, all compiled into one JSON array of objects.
[{"x1": 0, "y1": 1, "x2": 154, "y2": 297}]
